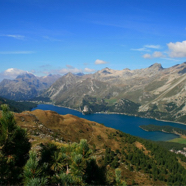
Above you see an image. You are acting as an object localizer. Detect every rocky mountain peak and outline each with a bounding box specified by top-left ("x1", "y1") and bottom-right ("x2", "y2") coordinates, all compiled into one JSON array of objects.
[
  {"x1": 65, "y1": 72, "x2": 74, "y2": 77},
  {"x1": 0, "y1": 72, "x2": 61, "y2": 101},
  {"x1": 103, "y1": 67, "x2": 110, "y2": 70},
  {"x1": 148, "y1": 63, "x2": 163, "y2": 70},
  {"x1": 16, "y1": 72, "x2": 36, "y2": 80},
  {"x1": 123, "y1": 68, "x2": 131, "y2": 71},
  {"x1": 62, "y1": 72, "x2": 78, "y2": 84},
  {"x1": 76, "y1": 72, "x2": 85, "y2": 76},
  {"x1": 101, "y1": 67, "x2": 112, "y2": 74}
]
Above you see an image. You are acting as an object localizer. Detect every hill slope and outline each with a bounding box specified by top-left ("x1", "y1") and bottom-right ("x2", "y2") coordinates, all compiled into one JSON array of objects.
[{"x1": 13, "y1": 109, "x2": 186, "y2": 185}]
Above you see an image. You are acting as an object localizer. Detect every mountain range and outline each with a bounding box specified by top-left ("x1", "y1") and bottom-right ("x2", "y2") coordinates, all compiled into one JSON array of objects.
[
  {"x1": 1, "y1": 62, "x2": 186, "y2": 123},
  {"x1": 1, "y1": 63, "x2": 186, "y2": 185},
  {"x1": 41, "y1": 62, "x2": 186, "y2": 123},
  {"x1": 0, "y1": 73, "x2": 60, "y2": 100}
]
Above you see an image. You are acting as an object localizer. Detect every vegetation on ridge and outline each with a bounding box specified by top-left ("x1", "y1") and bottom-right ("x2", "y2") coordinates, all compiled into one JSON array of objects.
[
  {"x1": 140, "y1": 124, "x2": 186, "y2": 136},
  {"x1": 12, "y1": 108, "x2": 186, "y2": 184},
  {"x1": 1, "y1": 104, "x2": 186, "y2": 185},
  {"x1": 0, "y1": 105, "x2": 31, "y2": 185},
  {"x1": 0, "y1": 96, "x2": 37, "y2": 112}
]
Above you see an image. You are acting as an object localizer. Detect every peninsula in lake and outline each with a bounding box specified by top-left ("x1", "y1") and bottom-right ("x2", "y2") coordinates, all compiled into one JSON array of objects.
[{"x1": 140, "y1": 124, "x2": 186, "y2": 137}]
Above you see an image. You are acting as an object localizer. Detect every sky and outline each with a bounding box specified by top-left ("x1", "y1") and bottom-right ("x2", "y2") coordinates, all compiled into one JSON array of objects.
[{"x1": 0, "y1": 0, "x2": 186, "y2": 80}]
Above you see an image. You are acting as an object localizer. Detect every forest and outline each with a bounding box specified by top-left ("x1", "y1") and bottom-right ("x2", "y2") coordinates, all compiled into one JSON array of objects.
[
  {"x1": 140, "y1": 124, "x2": 186, "y2": 136},
  {"x1": 1, "y1": 104, "x2": 186, "y2": 185},
  {"x1": 0, "y1": 96, "x2": 37, "y2": 112}
]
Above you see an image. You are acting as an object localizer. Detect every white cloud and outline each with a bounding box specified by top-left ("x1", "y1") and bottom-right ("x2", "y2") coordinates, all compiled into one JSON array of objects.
[
  {"x1": 84, "y1": 68, "x2": 95, "y2": 73},
  {"x1": 66, "y1": 64, "x2": 75, "y2": 69},
  {"x1": 0, "y1": 68, "x2": 28, "y2": 81},
  {"x1": 161, "y1": 57, "x2": 180, "y2": 61},
  {"x1": 144, "y1": 45, "x2": 160, "y2": 49},
  {"x1": 0, "y1": 51, "x2": 34, "y2": 54},
  {"x1": 131, "y1": 48, "x2": 150, "y2": 52},
  {"x1": 143, "y1": 51, "x2": 165, "y2": 59},
  {"x1": 132, "y1": 44, "x2": 161, "y2": 52},
  {"x1": 143, "y1": 54, "x2": 151, "y2": 59},
  {"x1": 0, "y1": 34, "x2": 25, "y2": 40},
  {"x1": 95, "y1": 59, "x2": 108, "y2": 65},
  {"x1": 167, "y1": 40, "x2": 186, "y2": 57},
  {"x1": 152, "y1": 51, "x2": 165, "y2": 58},
  {"x1": 51, "y1": 68, "x2": 82, "y2": 75},
  {"x1": 47, "y1": 66, "x2": 95, "y2": 75}
]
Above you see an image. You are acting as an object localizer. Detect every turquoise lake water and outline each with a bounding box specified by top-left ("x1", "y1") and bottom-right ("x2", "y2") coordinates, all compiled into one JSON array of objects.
[{"x1": 32, "y1": 104, "x2": 186, "y2": 141}]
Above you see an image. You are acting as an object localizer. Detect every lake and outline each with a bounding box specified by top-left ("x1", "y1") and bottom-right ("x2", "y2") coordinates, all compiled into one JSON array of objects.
[{"x1": 32, "y1": 104, "x2": 186, "y2": 141}]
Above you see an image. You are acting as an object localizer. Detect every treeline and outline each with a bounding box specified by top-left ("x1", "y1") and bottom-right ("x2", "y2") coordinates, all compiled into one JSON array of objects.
[
  {"x1": 0, "y1": 96, "x2": 37, "y2": 112},
  {"x1": 156, "y1": 141, "x2": 186, "y2": 151},
  {"x1": 156, "y1": 141, "x2": 186, "y2": 162},
  {"x1": 23, "y1": 140, "x2": 107, "y2": 185},
  {"x1": 1, "y1": 104, "x2": 186, "y2": 185},
  {"x1": 140, "y1": 124, "x2": 186, "y2": 136},
  {"x1": 0, "y1": 105, "x2": 125, "y2": 185},
  {"x1": 81, "y1": 95, "x2": 140, "y2": 114},
  {"x1": 29, "y1": 96, "x2": 51, "y2": 102},
  {"x1": 106, "y1": 131, "x2": 186, "y2": 185},
  {"x1": 0, "y1": 105, "x2": 31, "y2": 185}
]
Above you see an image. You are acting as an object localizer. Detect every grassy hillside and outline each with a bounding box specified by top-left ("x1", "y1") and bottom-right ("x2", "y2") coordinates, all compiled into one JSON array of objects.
[
  {"x1": 169, "y1": 137, "x2": 186, "y2": 145},
  {"x1": 12, "y1": 109, "x2": 186, "y2": 185}
]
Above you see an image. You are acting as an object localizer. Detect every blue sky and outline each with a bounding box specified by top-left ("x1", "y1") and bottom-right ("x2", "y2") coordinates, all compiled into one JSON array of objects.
[{"x1": 0, "y1": 0, "x2": 186, "y2": 80}]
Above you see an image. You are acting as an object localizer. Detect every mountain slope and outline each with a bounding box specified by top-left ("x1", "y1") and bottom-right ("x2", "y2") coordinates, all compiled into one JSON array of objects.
[
  {"x1": 12, "y1": 109, "x2": 186, "y2": 185},
  {"x1": 41, "y1": 62, "x2": 186, "y2": 123},
  {"x1": 42, "y1": 73, "x2": 120, "y2": 109},
  {"x1": 0, "y1": 73, "x2": 60, "y2": 100}
]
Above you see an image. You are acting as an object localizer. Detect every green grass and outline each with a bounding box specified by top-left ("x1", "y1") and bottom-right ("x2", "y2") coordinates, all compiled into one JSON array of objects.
[
  {"x1": 123, "y1": 89, "x2": 143, "y2": 102},
  {"x1": 105, "y1": 98, "x2": 117, "y2": 105},
  {"x1": 144, "y1": 80, "x2": 167, "y2": 92},
  {"x1": 168, "y1": 137, "x2": 186, "y2": 144}
]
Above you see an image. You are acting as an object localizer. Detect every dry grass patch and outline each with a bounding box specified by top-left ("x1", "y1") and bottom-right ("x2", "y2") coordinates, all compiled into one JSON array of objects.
[{"x1": 135, "y1": 141, "x2": 151, "y2": 156}]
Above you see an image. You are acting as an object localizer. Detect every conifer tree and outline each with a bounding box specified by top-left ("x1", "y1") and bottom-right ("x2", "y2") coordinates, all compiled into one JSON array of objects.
[
  {"x1": 115, "y1": 168, "x2": 127, "y2": 186},
  {"x1": 23, "y1": 151, "x2": 48, "y2": 186},
  {"x1": 0, "y1": 104, "x2": 31, "y2": 185}
]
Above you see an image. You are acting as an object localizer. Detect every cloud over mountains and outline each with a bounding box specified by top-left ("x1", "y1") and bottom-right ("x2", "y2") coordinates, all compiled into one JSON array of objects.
[
  {"x1": 95, "y1": 59, "x2": 108, "y2": 65},
  {"x1": 167, "y1": 41, "x2": 186, "y2": 58},
  {"x1": 142, "y1": 40, "x2": 186, "y2": 60},
  {"x1": 0, "y1": 68, "x2": 28, "y2": 81}
]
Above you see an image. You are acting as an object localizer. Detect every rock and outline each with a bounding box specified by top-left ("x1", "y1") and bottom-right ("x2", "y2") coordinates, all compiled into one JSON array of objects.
[{"x1": 82, "y1": 105, "x2": 91, "y2": 115}]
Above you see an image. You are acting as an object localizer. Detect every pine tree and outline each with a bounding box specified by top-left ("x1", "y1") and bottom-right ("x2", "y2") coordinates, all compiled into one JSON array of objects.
[
  {"x1": 23, "y1": 151, "x2": 48, "y2": 186},
  {"x1": 0, "y1": 104, "x2": 31, "y2": 185},
  {"x1": 115, "y1": 168, "x2": 127, "y2": 186}
]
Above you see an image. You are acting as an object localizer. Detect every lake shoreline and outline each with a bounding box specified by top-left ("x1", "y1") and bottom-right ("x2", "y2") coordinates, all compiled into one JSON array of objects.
[
  {"x1": 32, "y1": 103, "x2": 184, "y2": 141},
  {"x1": 139, "y1": 125, "x2": 182, "y2": 138},
  {"x1": 32, "y1": 102, "x2": 186, "y2": 127}
]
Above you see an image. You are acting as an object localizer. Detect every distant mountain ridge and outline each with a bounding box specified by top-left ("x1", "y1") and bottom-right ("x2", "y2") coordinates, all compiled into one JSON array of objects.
[
  {"x1": 0, "y1": 73, "x2": 61, "y2": 100},
  {"x1": 2, "y1": 62, "x2": 186, "y2": 123},
  {"x1": 41, "y1": 62, "x2": 186, "y2": 123}
]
